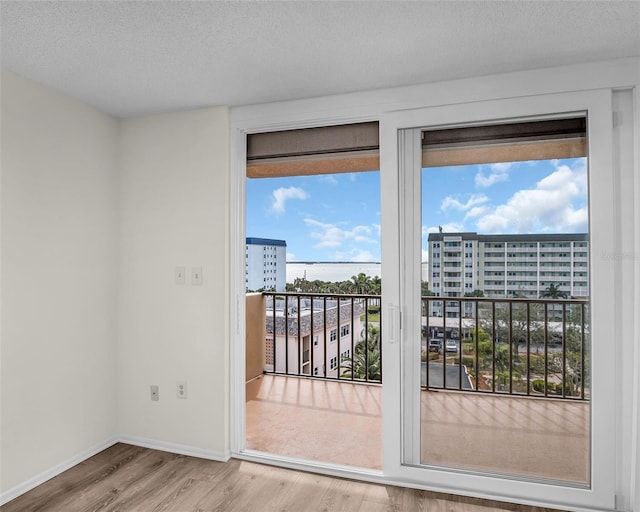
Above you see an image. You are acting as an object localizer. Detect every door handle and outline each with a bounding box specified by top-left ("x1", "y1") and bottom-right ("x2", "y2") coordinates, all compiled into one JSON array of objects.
[{"x1": 388, "y1": 304, "x2": 400, "y2": 344}]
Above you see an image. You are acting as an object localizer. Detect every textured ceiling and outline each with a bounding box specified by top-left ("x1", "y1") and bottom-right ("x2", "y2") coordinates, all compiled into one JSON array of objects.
[{"x1": 2, "y1": 1, "x2": 639, "y2": 118}]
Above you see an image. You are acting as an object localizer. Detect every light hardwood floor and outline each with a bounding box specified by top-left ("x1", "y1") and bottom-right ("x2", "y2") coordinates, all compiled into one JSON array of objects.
[{"x1": 0, "y1": 443, "x2": 568, "y2": 512}]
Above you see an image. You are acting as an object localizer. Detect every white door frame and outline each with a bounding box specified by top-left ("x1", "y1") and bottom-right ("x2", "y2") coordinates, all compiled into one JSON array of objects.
[
  {"x1": 229, "y1": 64, "x2": 639, "y2": 510},
  {"x1": 228, "y1": 113, "x2": 386, "y2": 481},
  {"x1": 380, "y1": 89, "x2": 616, "y2": 511}
]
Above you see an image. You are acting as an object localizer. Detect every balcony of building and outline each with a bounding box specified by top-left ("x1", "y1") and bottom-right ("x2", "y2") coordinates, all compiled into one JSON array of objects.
[
  {"x1": 245, "y1": 293, "x2": 590, "y2": 484},
  {"x1": 505, "y1": 246, "x2": 537, "y2": 253}
]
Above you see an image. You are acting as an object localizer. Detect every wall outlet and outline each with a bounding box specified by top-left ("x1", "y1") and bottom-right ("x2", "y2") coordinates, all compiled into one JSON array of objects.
[
  {"x1": 192, "y1": 267, "x2": 203, "y2": 286},
  {"x1": 150, "y1": 385, "x2": 159, "y2": 401},
  {"x1": 177, "y1": 381, "x2": 187, "y2": 399}
]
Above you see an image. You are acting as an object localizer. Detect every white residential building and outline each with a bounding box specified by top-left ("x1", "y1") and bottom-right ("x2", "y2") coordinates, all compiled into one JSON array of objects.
[
  {"x1": 245, "y1": 237, "x2": 287, "y2": 292},
  {"x1": 428, "y1": 232, "x2": 589, "y2": 317},
  {"x1": 264, "y1": 298, "x2": 365, "y2": 378}
]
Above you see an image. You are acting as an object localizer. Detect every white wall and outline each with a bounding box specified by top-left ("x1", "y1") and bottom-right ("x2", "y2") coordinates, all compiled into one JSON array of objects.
[
  {"x1": 1, "y1": 71, "x2": 119, "y2": 493},
  {"x1": 1, "y1": 73, "x2": 231, "y2": 500},
  {"x1": 117, "y1": 107, "x2": 229, "y2": 457}
]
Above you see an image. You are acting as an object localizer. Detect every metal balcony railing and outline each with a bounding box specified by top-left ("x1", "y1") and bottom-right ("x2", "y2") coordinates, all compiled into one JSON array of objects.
[
  {"x1": 262, "y1": 292, "x2": 382, "y2": 384},
  {"x1": 254, "y1": 293, "x2": 590, "y2": 400},
  {"x1": 422, "y1": 297, "x2": 589, "y2": 400}
]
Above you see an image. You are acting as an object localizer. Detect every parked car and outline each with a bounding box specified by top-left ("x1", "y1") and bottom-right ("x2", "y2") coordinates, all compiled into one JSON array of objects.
[
  {"x1": 428, "y1": 339, "x2": 442, "y2": 352},
  {"x1": 445, "y1": 339, "x2": 458, "y2": 353}
]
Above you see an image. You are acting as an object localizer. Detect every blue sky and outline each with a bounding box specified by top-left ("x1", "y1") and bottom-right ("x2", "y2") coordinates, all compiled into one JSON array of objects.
[{"x1": 246, "y1": 157, "x2": 588, "y2": 262}]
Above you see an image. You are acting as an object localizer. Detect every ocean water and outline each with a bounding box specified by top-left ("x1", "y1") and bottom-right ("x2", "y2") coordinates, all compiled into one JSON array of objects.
[{"x1": 286, "y1": 262, "x2": 381, "y2": 283}]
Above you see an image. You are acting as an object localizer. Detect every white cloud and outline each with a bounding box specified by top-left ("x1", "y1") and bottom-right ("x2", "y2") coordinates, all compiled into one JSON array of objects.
[
  {"x1": 271, "y1": 186, "x2": 308, "y2": 214},
  {"x1": 475, "y1": 213, "x2": 511, "y2": 232},
  {"x1": 489, "y1": 162, "x2": 515, "y2": 172},
  {"x1": 350, "y1": 250, "x2": 376, "y2": 262},
  {"x1": 475, "y1": 164, "x2": 512, "y2": 188},
  {"x1": 465, "y1": 205, "x2": 490, "y2": 219},
  {"x1": 333, "y1": 248, "x2": 378, "y2": 262},
  {"x1": 423, "y1": 222, "x2": 464, "y2": 235},
  {"x1": 441, "y1": 194, "x2": 488, "y2": 212},
  {"x1": 422, "y1": 249, "x2": 429, "y2": 263},
  {"x1": 286, "y1": 252, "x2": 296, "y2": 261},
  {"x1": 304, "y1": 219, "x2": 375, "y2": 249},
  {"x1": 475, "y1": 159, "x2": 588, "y2": 233},
  {"x1": 317, "y1": 175, "x2": 338, "y2": 185}
]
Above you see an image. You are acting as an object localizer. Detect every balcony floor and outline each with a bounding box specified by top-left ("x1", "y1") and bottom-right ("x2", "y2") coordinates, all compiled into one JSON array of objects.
[
  {"x1": 246, "y1": 374, "x2": 589, "y2": 484},
  {"x1": 246, "y1": 374, "x2": 383, "y2": 470}
]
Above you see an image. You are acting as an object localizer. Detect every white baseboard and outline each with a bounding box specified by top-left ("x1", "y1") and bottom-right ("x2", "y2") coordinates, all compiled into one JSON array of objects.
[
  {"x1": 118, "y1": 434, "x2": 231, "y2": 463},
  {"x1": 0, "y1": 435, "x2": 230, "y2": 506},
  {"x1": 0, "y1": 436, "x2": 120, "y2": 506}
]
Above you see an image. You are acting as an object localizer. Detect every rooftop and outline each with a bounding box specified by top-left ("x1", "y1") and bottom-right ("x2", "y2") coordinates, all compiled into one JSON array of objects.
[{"x1": 246, "y1": 237, "x2": 287, "y2": 247}]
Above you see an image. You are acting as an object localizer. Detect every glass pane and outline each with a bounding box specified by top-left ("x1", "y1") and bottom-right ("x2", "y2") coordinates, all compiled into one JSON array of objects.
[
  {"x1": 419, "y1": 120, "x2": 590, "y2": 485},
  {"x1": 245, "y1": 167, "x2": 383, "y2": 470}
]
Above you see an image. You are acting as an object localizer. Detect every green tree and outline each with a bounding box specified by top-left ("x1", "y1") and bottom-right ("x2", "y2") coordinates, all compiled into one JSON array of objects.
[
  {"x1": 285, "y1": 274, "x2": 381, "y2": 295},
  {"x1": 340, "y1": 324, "x2": 381, "y2": 381},
  {"x1": 469, "y1": 327, "x2": 491, "y2": 345},
  {"x1": 351, "y1": 273, "x2": 373, "y2": 294},
  {"x1": 421, "y1": 281, "x2": 435, "y2": 297},
  {"x1": 541, "y1": 283, "x2": 569, "y2": 299}
]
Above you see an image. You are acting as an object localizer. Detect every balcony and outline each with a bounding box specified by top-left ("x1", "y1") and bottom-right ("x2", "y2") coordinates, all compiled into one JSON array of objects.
[
  {"x1": 506, "y1": 265, "x2": 537, "y2": 272},
  {"x1": 245, "y1": 293, "x2": 590, "y2": 483}
]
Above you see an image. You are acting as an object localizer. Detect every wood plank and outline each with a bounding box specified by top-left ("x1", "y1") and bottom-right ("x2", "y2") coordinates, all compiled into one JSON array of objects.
[{"x1": 0, "y1": 444, "x2": 569, "y2": 512}]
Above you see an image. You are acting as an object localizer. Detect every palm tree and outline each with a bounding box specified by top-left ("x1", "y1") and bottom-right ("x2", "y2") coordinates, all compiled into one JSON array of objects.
[
  {"x1": 340, "y1": 324, "x2": 381, "y2": 381},
  {"x1": 541, "y1": 283, "x2": 569, "y2": 299},
  {"x1": 340, "y1": 343, "x2": 381, "y2": 381},
  {"x1": 351, "y1": 273, "x2": 373, "y2": 294}
]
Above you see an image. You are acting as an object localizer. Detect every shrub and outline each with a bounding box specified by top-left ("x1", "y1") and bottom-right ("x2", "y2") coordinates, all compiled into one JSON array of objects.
[
  {"x1": 452, "y1": 356, "x2": 475, "y2": 369},
  {"x1": 462, "y1": 342, "x2": 475, "y2": 354},
  {"x1": 554, "y1": 382, "x2": 574, "y2": 396},
  {"x1": 532, "y1": 379, "x2": 546, "y2": 393}
]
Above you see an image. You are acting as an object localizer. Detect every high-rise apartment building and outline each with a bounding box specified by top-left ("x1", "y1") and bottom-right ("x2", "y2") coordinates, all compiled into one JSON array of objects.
[
  {"x1": 245, "y1": 237, "x2": 287, "y2": 291},
  {"x1": 427, "y1": 232, "x2": 589, "y2": 316}
]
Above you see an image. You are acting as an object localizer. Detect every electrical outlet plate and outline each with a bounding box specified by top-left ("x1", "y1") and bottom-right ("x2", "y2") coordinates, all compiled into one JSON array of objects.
[
  {"x1": 192, "y1": 267, "x2": 203, "y2": 286},
  {"x1": 177, "y1": 381, "x2": 187, "y2": 399}
]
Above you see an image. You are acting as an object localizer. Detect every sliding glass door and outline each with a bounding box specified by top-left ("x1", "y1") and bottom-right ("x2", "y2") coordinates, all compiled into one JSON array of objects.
[{"x1": 380, "y1": 90, "x2": 616, "y2": 509}]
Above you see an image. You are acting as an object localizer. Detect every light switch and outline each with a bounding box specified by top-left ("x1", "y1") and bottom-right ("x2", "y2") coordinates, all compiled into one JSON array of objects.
[
  {"x1": 192, "y1": 266, "x2": 203, "y2": 285},
  {"x1": 175, "y1": 266, "x2": 186, "y2": 285}
]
